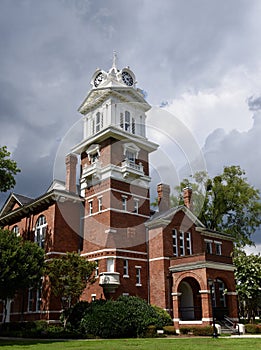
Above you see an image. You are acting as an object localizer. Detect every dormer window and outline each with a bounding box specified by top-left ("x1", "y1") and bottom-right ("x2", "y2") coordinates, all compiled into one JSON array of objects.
[
  {"x1": 86, "y1": 144, "x2": 100, "y2": 164},
  {"x1": 123, "y1": 143, "x2": 140, "y2": 164}
]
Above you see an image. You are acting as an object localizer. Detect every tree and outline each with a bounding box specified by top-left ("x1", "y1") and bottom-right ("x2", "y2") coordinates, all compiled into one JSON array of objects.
[
  {"x1": 0, "y1": 146, "x2": 20, "y2": 192},
  {"x1": 173, "y1": 166, "x2": 261, "y2": 246},
  {"x1": 0, "y1": 229, "x2": 45, "y2": 322},
  {"x1": 233, "y1": 249, "x2": 261, "y2": 323},
  {"x1": 45, "y1": 252, "x2": 96, "y2": 327}
]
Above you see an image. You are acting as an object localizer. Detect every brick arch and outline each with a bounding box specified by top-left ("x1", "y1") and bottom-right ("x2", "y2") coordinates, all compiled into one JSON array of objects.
[{"x1": 173, "y1": 271, "x2": 205, "y2": 293}]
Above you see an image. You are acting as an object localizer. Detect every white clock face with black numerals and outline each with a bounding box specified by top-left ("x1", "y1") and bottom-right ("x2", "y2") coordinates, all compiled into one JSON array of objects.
[
  {"x1": 122, "y1": 71, "x2": 133, "y2": 86},
  {"x1": 94, "y1": 72, "x2": 104, "y2": 87}
]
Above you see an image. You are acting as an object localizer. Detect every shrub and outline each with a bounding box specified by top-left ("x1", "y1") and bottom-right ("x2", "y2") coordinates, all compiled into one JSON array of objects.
[
  {"x1": 179, "y1": 326, "x2": 214, "y2": 336},
  {"x1": 144, "y1": 325, "x2": 157, "y2": 338},
  {"x1": 151, "y1": 305, "x2": 172, "y2": 328},
  {"x1": 245, "y1": 324, "x2": 261, "y2": 334},
  {"x1": 163, "y1": 325, "x2": 176, "y2": 335},
  {"x1": 80, "y1": 296, "x2": 172, "y2": 338}
]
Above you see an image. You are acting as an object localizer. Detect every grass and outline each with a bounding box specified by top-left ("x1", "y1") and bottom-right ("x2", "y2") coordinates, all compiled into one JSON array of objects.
[{"x1": 0, "y1": 338, "x2": 260, "y2": 350}]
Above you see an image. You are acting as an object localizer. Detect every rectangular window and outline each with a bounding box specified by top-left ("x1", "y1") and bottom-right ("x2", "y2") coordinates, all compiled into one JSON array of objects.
[
  {"x1": 107, "y1": 258, "x2": 114, "y2": 272},
  {"x1": 36, "y1": 285, "x2": 42, "y2": 312},
  {"x1": 172, "y1": 229, "x2": 178, "y2": 256},
  {"x1": 98, "y1": 197, "x2": 102, "y2": 212},
  {"x1": 28, "y1": 288, "x2": 34, "y2": 312},
  {"x1": 179, "y1": 231, "x2": 185, "y2": 256},
  {"x1": 215, "y1": 242, "x2": 222, "y2": 255},
  {"x1": 89, "y1": 200, "x2": 93, "y2": 215},
  {"x1": 96, "y1": 112, "x2": 101, "y2": 132},
  {"x1": 136, "y1": 267, "x2": 141, "y2": 286},
  {"x1": 205, "y1": 240, "x2": 212, "y2": 254},
  {"x1": 122, "y1": 196, "x2": 127, "y2": 211},
  {"x1": 125, "y1": 111, "x2": 130, "y2": 131},
  {"x1": 123, "y1": 259, "x2": 129, "y2": 277},
  {"x1": 134, "y1": 199, "x2": 139, "y2": 214},
  {"x1": 186, "y1": 232, "x2": 192, "y2": 255},
  {"x1": 126, "y1": 150, "x2": 135, "y2": 163},
  {"x1": 91, "y1": 119, "x2": 95, "y2": 135},
  {"x1": 91, "y1": 294, "x2": 96, "y2": 302},
  {"x1": 120, "y1": 113, "x2": 124, "y2": 129}
]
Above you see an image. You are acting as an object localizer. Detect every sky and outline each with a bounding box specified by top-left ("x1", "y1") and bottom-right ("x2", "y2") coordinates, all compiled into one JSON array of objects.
[{"x1": 0, "y1": 0, "x2": 261, "y2": 253}]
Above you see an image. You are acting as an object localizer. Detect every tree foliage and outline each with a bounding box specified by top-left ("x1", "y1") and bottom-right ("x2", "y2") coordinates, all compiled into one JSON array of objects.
[
  {"x1": 0, "y1": 146, "x2": 20, "y2": 192},
  {"x1": 233, "y1": 249, "x2": 261, "y2": 323},
  {"x1": 173, "y1": 166, "x2": 261, "y2": 246},
  {"x1": 45, "y1": 252, "x2": 96, "y2": 316},
  {"x1": 0, "y1": 229, "x2": 45, "y2": 321}
]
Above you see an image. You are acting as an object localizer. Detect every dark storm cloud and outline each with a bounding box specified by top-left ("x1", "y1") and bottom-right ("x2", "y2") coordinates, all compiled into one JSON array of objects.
[{"x1": 247, "y1": 95, "x2": 261, "y2": 111}]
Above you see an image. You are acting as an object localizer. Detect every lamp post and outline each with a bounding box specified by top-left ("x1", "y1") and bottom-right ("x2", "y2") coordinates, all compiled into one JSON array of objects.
[{"x1": 208, "y1": 279, "x2": 218, "y2": 338}]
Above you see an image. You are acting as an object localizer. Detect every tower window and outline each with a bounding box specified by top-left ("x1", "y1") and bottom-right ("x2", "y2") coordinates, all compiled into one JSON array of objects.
[
  {"x1": 120, "y1": 111, "x2": 132, "y2": 132},
  {"x1": 122, "y1": 196, "x2": 127, "y2": 211},
  {"x1": 95, "y1": 112, "x2": 103, "y2": 133},
  {"x1": 98, "y1": 197, "x2": 102, "y2": 212},
  {"x1": 133, "y1": 198, "x2": 139, "y2": 214},
  {"x1": 89, "y1": 200, "x2": 93, "y2": 215},
  {"x1": 95, "y1": 260, "x2": 99, "y2": 277},
  {"x1": 123, "y1": 259, "x2": 129, "y2": 277},
  {"x1": 124, "y1": 111, "x2": 130, "y2": 131},
  {"x1": 35, "y1": 215, "x2": 47, "y2": 249},
  {"x1": 126, "y1": 150, "x2": 135, "y2": 163},
  {"x1": 107, "y1": 258, "x2": 114, "y2": 272},
  {"x1": 136, "y1": 266, "x2": 141, "y2": 286},
  {"x1": 132, "y1": 118, "x2": 135, "y2": 134}
]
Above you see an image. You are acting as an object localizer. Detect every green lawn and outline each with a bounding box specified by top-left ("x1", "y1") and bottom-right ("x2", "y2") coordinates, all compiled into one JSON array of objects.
[{"x1": 0, "y1": 338, "x2": 260, "y2": 350}]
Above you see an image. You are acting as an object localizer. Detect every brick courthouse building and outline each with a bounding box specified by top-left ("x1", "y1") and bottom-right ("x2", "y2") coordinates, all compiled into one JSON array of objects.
[{"x1": 0, "y1": 59, "x2": 238, "y2": 330}]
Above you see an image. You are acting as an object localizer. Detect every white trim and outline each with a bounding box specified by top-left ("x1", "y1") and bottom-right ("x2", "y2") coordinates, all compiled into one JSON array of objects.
[
  {"x1": 81, "y1": 248, "x2": 147, "y2": 256},
  {"x1": 227, "y1": 292, "x2": 238, "y2": 295},
  {"x1": 202, "y1": 318, "x2": 213, "y2": 322},
  {"x1": 199, "y1": 290, "x2": 211, "y2": 294},
  {"x1": 170, "y1": 261, "x2": 235, "y2": 272},
  {"x1": 123, "y1": 275, "x2": 129, "y2": 278},
  {"x1": 46, "y1": 251, "x2": 66, "y2": 256},
  {"x1": 83, "y1": 207, "x2": 150, "y2": 219},
  {"x1": 171, "y1": 292, "x2": 182, "y2": 296},
  {"x1": 149, "y1": 256, "x2": 170, "y2": 262},
  {"x1": 135, "y1": 265, "x2": 142, "y2": 268},
  {"x1": 204, "y1": 239, "x2": 213, "y2": 243},
  {"x1": 105, "y1": 229, "x2": 117, "y2": 233},
  {"x1": 87, "y1": 255, "x2": 147, "y2": 262},
  {"x1": 85, "y1": 187, "x2": 149, "y2": 202},
  {"x1": 179, "y1": 320, "x2": 203, "y2": 325},
  {"x1": 135, "y1": 283, "x2": 142, "y2": 287}
]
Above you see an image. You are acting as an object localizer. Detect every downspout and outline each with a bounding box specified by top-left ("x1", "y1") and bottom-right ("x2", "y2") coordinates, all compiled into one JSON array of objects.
[{"x1": 146, "y1": 226, "x2": 150, "y2": 304}]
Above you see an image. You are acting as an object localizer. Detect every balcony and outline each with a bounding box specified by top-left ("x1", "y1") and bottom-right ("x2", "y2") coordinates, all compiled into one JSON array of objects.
[
  {"x1": 99, "y1": 272, "x2": 120, "y2": 293},
  {"x1": 121, "y1": 159, "x2": 144, "y2": 178}
]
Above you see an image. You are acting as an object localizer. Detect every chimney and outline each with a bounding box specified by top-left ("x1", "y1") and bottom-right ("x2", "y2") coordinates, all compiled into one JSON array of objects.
[
  {"x1": 65, "y1": 153, "x2": 78, "y2": 193},
  {"x1": 183, "y1": 186, "x2": 192, "y2": 210},
  {"x1": 157, "y1": 183, "x2": 170, "y2": 212}
]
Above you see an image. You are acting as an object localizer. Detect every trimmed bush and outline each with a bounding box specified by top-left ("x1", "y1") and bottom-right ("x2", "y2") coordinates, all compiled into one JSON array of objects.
[
  {"x1": 245, "y1": 324, "x2": 261, "y2": 334},
  {"x1": 79, "y1": 296, "x2": 173, "y2": 338},
  {"x1": 163, "y1": 325, "x2": 176, "y2": 335},
  {"x1": 179, "y1": 326, "x2": 214, "y2": 336}
]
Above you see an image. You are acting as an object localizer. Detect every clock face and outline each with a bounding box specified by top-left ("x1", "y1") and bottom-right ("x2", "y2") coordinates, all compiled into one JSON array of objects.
[
  {"x1": 122, "y1": 71, "x2": 133, "y2": 86},
  {"x1": 94, "y1": 72, "x2": 104, "y2": 87}
]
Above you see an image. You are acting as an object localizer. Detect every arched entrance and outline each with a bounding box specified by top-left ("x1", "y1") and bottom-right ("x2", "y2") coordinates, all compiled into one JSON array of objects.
[{"x1": 178, "y1": 277, "x2": 202, "y2": 321}]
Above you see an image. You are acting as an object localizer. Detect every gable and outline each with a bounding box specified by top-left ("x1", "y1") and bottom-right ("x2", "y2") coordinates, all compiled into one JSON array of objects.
[{"x1": 0, "y1": 193, "x2": 33, "y2": 217}]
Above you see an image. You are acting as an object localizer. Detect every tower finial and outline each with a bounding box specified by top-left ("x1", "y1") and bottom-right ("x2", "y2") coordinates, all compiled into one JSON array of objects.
[{"x1": 112, "y1": 50, "x2": 117, "y2": 70}]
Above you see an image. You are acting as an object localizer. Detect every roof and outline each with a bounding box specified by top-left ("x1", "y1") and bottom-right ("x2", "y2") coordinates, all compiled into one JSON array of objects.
[
  {"x1": 0, "y1": 192, "x2": 33, "y2": 217},
  {"x1": 146, "y1": 205, "x2": 205, "y2": 229}
]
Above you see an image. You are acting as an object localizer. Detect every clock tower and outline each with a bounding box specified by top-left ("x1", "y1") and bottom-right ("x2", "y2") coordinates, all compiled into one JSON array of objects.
[{"x1": 72, "y1": 55, "x2": 158, "y2": 299}]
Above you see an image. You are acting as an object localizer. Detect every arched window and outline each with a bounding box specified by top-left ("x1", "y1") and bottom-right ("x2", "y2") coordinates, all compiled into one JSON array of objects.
[{"x1": 35, "y1": 215, "x2": 47, "y2": 249}]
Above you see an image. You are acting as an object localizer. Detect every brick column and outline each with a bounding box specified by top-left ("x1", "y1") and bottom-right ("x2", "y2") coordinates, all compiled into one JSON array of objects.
[
  {"x1": 199, "y1": 289, "x2": 212, "y2": 325},
  {"x1": 227, "y1": 292, "x2": 239, "y2": 322},
  {"x1": 172, "y1": 292, "x2": 181, "y2": 329}
]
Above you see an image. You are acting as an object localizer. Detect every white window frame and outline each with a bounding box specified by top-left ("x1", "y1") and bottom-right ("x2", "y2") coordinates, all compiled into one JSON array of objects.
[
  {"x1": 123, "y1": 259, "x2": 129, "y2": 277},
  {"x1": 98, "y1": 197, "x2": 103, "y2": 212},
  {"x1": 133, "y1": 198, "x2": 139, "y2": 214},
  {"x1": 205, "y1": 239, "x2": 213, "y2": 254},
  {"x1": 179, "y1": 231, "x2": 185, "y2": 256},
  {"x1": 186, "y1": 232, "x2": 192, "y2": 255},
  {"x1": 12, "y1": 225, "x2": 20, "y2": 236},
  {"x1": 36, "y1": 284, "x2": 42, "y2": 312},
  {"x1": 91, "y1": 294, "x2": 96, "y2": 302},
  {"x1": 28, "y1": 288, "x2": 34, "y2": 312},
  {"x1": 172, "y1": 229, "x2": 178, "y2": 257},
  {"x1": 135, "y1": 266, "x2": 141, "y2": 286},
  {"x1": 107, "y1": 258, "x2": 115, "y2": 272},
  {"x1": 89, "y1": 200, "x2": 93, "y2": 215},
  {"x1": 95, "y1": 260, "x2": 99, "y2": 278},
  {"x1": 35, "y1": 215, "x2": 47, "y2": 249},
  {"x1": 215, "y1": 241, "x2": 222, "y2": 255}
]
